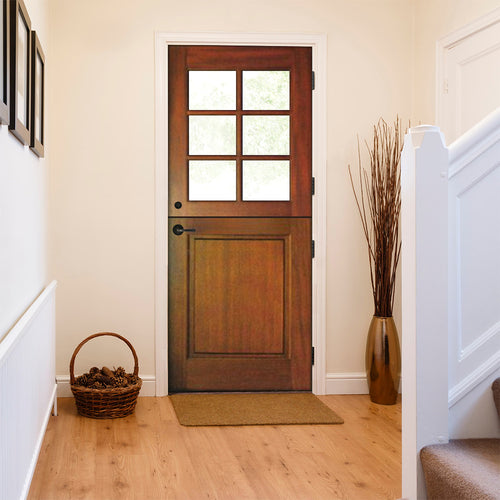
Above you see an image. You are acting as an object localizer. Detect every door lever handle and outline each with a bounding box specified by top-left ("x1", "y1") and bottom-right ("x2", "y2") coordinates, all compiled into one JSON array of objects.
[{"x1": 172, "y1": 224, "x2": 196, "y2": 236}]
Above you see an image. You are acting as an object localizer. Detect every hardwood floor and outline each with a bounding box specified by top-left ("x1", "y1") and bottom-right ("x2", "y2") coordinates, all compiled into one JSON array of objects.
[{"x1": 28, "y1": 395, "x2": 401, "y2": 500}]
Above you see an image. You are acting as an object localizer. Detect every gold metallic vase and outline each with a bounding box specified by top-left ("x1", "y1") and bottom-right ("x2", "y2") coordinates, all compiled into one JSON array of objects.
[{"x1": 365, "y1": 316, "x2": 401, "y2": 405}]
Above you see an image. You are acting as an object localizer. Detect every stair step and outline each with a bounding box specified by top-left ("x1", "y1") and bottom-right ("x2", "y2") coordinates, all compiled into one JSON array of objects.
[
  {"x1": 421, "y1": 439, "x2": 500, "y2": 499},
  {"x1": 493, "y1": 378, "x2": 500, "y2": 418}
]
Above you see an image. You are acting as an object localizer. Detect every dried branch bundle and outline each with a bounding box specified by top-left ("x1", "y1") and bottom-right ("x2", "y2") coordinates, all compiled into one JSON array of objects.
[{"x1": 349, "y1": 118, "x2": 402, "y2": 317}]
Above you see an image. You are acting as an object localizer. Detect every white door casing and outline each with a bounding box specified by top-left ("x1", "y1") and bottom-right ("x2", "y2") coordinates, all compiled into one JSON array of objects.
[{"x1": 154, "y1": 33, "x2": 328, "y2": 396}]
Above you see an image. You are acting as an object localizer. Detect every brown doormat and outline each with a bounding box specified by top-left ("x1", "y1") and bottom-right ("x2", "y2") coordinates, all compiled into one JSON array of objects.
[{"x1": 169, "y1": 393, "x2": 344, "y2": 426}]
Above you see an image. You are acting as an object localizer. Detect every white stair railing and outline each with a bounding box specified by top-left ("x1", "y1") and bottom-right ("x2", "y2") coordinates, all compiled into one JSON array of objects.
[
  {"x1": 401, "y1": 107, "x2": 500, "y2": 499},
  {"x1": 401, "y1": 126, "x2": 449, "y2": 500}
]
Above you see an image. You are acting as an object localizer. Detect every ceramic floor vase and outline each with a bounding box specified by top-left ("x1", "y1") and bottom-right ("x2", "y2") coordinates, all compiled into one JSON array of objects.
[{"x1": 365, "y1": 316, "x2": 401, "y2": 405}]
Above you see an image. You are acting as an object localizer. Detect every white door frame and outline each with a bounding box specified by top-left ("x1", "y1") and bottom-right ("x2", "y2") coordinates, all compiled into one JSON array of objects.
[
  {"x1": 436, "y1": 6, "x2": 500, "y2": 142},
  {"x1": 154, "y1": 32, "x2": 328, "y2": 396}
]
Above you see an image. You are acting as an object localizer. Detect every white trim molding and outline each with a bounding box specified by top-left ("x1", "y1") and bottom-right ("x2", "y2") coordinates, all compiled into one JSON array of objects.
[
  {"x1": 448, "y1": 108, "x2": 500, "y2": 177},
  {"x1": 0, "y1": 281, "x2": 58, "y2": 352},
  {"x1": 449, "y1": 350, "x2": 500, "y2": 407},
  {"x1": 56, "y1": 375, "x2": 157, "y2": 398},
  {"x1": 154, "y1": 32, "x2": 328, "y2": 396},
  {"x1": 459, "y1": 320, "x2": 500, "y2": 363}
]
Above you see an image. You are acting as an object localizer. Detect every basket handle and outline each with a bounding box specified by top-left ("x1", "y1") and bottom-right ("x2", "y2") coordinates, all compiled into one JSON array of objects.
[{"x1": 69, "y1": 332, "x2": 139, "y2": 384}]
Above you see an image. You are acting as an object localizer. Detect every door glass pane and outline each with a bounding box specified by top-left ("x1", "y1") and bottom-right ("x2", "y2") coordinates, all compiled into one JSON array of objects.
[
  {"x1": 189, "y1": 71, "x2": 236, "y2": 110},
  {"x1": 189, "y1": 116, "x2": 236, "y2": 155},
  {"x1": 243, "y1": 71, "x2": 290, "y2": 110},
  {"x1": 242, "y1": 160, "x2": 290, "y2": 200},
  {"x1": 242, "y1": 116, "x2": 289, "y2": 155},
  {"x1": 189, "y1": 160, "x2": 236, "y2": 201}
]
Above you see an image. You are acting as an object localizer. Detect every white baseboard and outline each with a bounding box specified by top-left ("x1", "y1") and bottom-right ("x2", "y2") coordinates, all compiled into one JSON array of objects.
[
  {"x1": 56, "y1": 375, "x2": 157, "y2": 397},
  {"x1": 326, "y1": 372, "x2": 369, "y2": 394},
  {"x1": 20, "y1": 383, "x2": 57, "y2": 500},
  {"x1": 57, "y1": 372, "x2": 381, "y2": 397}
]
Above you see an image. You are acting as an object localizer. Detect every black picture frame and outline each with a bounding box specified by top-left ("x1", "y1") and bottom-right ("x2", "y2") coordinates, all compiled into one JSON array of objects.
[
  {"x1": 0, "y1": 0, "x2": 9, "y2": 124},
  {"x1": 9, "y1": 0, "x2": 31, "y2": 144},
  {"x1": 30, "y1": 30, "x2": 44, "y2": 157}
]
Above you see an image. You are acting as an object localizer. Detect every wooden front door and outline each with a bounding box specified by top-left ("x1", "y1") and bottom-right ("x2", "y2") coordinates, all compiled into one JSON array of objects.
[{"x1": 168, "y1": 45, "x2": 312, "y2": 392}]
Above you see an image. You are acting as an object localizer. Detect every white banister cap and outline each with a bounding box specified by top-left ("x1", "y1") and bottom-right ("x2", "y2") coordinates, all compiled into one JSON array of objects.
[{"x1": 409, "y1": 125, "x2": 441, "y2": 133}]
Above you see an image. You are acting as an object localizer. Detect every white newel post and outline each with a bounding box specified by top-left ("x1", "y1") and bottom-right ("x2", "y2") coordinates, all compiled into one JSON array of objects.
[{"x1": 401, "y1": 126, "x2": 449, "y2": 500}]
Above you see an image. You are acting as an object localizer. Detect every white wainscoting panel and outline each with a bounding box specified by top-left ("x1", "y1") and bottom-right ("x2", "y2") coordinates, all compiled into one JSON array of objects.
[
  {"x1": 0, "y1": 281, "x2": 57, "y2": 500},
  {"x1": 448, "y1": 142, "x2": 500, "y2": 392}
]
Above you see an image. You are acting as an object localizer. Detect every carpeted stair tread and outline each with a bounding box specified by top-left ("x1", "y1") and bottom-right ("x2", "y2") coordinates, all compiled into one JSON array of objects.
[
  {"x1": 492, "y1": 378, "x2": 500, "y2": 418},
  {"x1": 421, "y1": 438, "x2": 500, "y2": 500}
]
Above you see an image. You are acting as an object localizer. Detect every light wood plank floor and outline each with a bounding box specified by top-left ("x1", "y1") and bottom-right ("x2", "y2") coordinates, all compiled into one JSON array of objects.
[{"x1": 28, "y1": 395, "x2": 401, "y2": 500}]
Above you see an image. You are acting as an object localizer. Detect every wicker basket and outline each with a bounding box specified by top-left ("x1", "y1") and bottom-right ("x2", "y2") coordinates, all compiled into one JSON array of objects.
[{"x1": 70, "y1": 332, "x2": 142, "y2": 419}]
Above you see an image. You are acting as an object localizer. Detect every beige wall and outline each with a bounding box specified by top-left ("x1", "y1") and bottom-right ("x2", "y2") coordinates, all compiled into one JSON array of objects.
[
  {"x1": 47, "y1": 0, "x2": 500, "y2": 385},
  {"x1": 48, "y1": 0, "x2": 414, "y2": 379}
]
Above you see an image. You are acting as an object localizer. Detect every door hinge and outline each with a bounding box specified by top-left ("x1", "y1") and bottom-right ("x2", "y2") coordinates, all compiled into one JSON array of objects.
[
  {"x1": 443, "y1": 78, "x2": 449, "y2": 94},
  {"x1": 312, "y1": 176, "x2": 315, "y2": 195},
  {"x1": 312, "y1": 346, "x2": 315, "y2": 365},
  {"x1": 312, "y1": 240, "x2": 315, "y2": 258},
  {"x1": 312, "y1": 71, "x2": 315, "y2": 90}
]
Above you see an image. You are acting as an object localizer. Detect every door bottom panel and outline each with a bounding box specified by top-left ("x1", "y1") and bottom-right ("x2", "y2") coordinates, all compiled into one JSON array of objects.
[{"x1": 168, "y1": 217, "x2": 311, "y2": 392}]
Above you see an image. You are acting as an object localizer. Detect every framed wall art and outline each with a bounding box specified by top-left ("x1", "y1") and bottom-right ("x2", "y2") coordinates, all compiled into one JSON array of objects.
[
  {"x1": 30, "y1": 31, "x2": 44, "y2": 157},
  {"x1": 9, "y1": 0, "x2": 31, "y2": 144},
  {"x1": 0, "y1": 0, "x2": 9, "y2": 124}
]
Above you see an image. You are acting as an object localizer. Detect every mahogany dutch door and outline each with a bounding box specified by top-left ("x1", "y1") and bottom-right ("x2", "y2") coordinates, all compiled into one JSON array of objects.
[{"x1": 168, "y1": 45, "x2": 312, "y2": 392}]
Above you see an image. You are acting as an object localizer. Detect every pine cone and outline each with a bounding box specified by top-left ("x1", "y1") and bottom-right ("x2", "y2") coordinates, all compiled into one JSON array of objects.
[
  {"x1": 94, "y1": 373, "x2": 106, "y2": 383},
  {"x1": 74, "y1": 374, "x2": 89, "y2": 386},
  {"x1": 73, "y1": 364, "x2": 138, "y2": 389},
  {"x1": 102, "y1": 366, "x2": 115, "y2": 379},
  {"x1": 101, "y1": 376, "x2": 114, "y2": 386}
]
